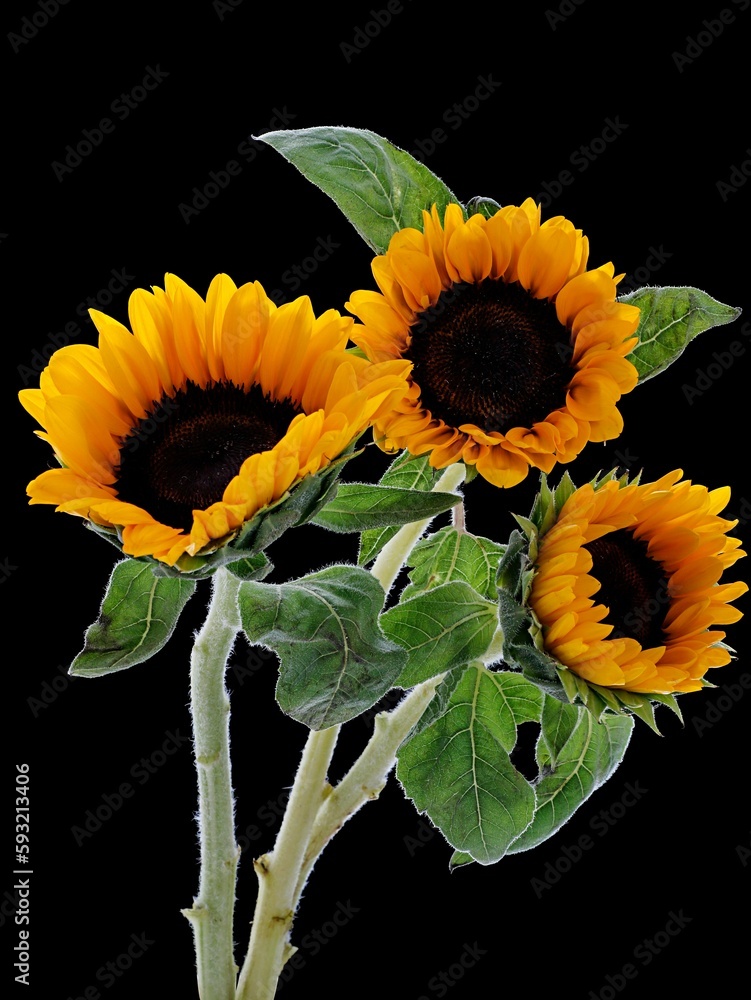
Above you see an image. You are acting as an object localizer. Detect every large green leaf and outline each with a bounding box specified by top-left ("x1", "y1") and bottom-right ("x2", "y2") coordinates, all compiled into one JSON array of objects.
[
  {"x1": 507, "y1": 697, "x2": 633, "y2": 854},
  {"x1": 257, "y1": 126, "x2": 461, "y2": 254},
  {"x1": 622, "y1": 286, "x2": 741, "y2": 383},
  {"x1": 381, "y1": 581, "x2": 499, "y2": 687},
  {"x1": 310, "y1": 482, "x2": 460, "y2": 533},
  {"x1": 401, "y1": 526, "x2": 505, "y2": 602},
  {"x1": 238, "y1": 565, "x2": 406, "y2": 730},
  {"x1": 359, "y1": 452, "x2": 443, "y2": 566},
  {"x1": 70, "y1": 560, "x2": 196, "y2": 677},
  {"x1": 396, "y1": 665, "x2": 539, "y2": 864}
]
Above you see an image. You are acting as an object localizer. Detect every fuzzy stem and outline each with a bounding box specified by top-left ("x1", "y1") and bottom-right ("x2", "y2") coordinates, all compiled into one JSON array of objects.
[
  {"x1": 235, "y1": 725, "x2": 340, "y2": 1000},
  {"x1": 370, "y1": 463, "x2": 466, "y2": 594},
  {"x1": 182, "y1": 568, "x2": 242, "y2": 1000},
  {"x1": 294, "y1": 674, "x2": 446, "y2": 900}
]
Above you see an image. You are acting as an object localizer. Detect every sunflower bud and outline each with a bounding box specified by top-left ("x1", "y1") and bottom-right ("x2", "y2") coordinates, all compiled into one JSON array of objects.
[{"x1": 498, "y1": 470, "x2": 748, "y2": 729}]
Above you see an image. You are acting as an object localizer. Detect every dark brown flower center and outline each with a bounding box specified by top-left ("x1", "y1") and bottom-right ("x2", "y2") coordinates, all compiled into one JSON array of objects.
[
  {"x1": 585, "y1": 529, "x2": 669, "y2": 648},
  {"x1": 116, "y1": 381, "x2": 301, "y2": 532},
  {"x1": 406, "y1": 280, "x2": 573, "y2": 432}
]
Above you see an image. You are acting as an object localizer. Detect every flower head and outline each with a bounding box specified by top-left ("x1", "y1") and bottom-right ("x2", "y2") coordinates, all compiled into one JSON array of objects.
[
  {"x1": 21, "y1": 274, "x2": 410, "y2": 572},
  {"x1": 499, "y1": 470, "x2": 747, "y2": 720},
  {"x1": 346, "y1": 201, "x2": 640, "y2": 488}
]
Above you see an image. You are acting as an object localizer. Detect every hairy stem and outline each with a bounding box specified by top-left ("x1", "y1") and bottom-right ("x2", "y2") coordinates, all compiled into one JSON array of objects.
[
  {"x1": 294, "y1": 674, "x2": 446, "y2": 900},
  {"x1": 182, "y1": 568, "x2": 242, "y2": 1000},
  {"x1": 370, "y1": 463, "x2": 466, "y2": 594},
  {"x1": 235, "y1": 725, "x2": 340, "y2": 1000}
]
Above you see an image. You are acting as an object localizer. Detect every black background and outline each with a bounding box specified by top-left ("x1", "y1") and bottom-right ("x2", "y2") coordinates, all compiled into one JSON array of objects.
[{"x1": 4, "y1": 1, "x2": 751, "y2": 997}]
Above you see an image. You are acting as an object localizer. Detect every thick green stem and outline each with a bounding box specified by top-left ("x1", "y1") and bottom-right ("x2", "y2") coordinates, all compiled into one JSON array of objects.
[
  {"x1": 235, "y1": 460, "x2": 465, "y2": 998},
  {"x1": 235, "y1": 725, "x2": 340, "y2": 1000},
  {"x1": 294, "y1": 674, "x2": 445, "y2": 900},
  {"x1": 370, "y1": 463, "x2": 466, "y2": 594},
  {"x1": 182, "y1": 568, "x2": 242, "y2": 1000}
]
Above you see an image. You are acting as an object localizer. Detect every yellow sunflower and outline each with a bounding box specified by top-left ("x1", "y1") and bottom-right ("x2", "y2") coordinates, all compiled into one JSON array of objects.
[
  {"x1": 346, "y1": 200, "x2": 640, "y2": 488},
  {"x1": 20, "y1": 274, "x2": 411, "y2": 569},
  {"x1": 529, "y1": 471, "x2": 747, "y2": 695}
]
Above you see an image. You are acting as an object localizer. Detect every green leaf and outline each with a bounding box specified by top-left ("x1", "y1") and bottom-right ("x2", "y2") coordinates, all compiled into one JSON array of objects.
[
  {"x1": 381, "y1": 581, "x2": 499, "y2": 687},
  {"x1": 310, "y1": 482, "x2": 460, "y2": 534},
  {"x1": 70, "y1": 560, "x2": 196, "y2": 677},
  {"x1": 448, "y1": 851, "x2": 475, "y2": 871},
  {"x1": 359, "y1": 452, "x2": 443, "y2": 566},
  {"x1": 396, "y1": 664, "x2": 537, "y2": 865},
  {"x1": 507, "y1": 697, "x2": 633, "y2": 854},
  {"x1": 257, "y1": 126, "x2": 461, "y2": 254},
  {"x1": 401, "y1": 526, "x2": 505, "y2": 602},
  {"x1": 485, "y1": 670, "x2": 544, "y2": 752},
  {"x1": 238, "y1": 565, "x2": 406, "y2": 730},
  {"x1": 225, "y1": 551, "x2": 273, "y2": 582},
  {"x1": 621, "y1": 286, "x2": 741, "y2": 383}
]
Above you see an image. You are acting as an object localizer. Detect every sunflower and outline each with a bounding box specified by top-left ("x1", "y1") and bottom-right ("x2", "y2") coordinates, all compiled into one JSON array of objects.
[
  {"x1": 346, "y1": 200, "x2": 640, "y2": 488},
  {"x1": 20, "y1": 274, "x2": 411, "y2": 569},
  {"x1": 527, "y1": 471, "x2": 747, "y2": 697}
]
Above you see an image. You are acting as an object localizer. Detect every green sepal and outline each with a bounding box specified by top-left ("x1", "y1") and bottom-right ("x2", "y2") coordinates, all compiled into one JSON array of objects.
[
  {"x1": 649, "y1": 692, "x2": 684, "y2": 724},
  {"x1": 310, "y1": 482, "x2": 460, "y2": 534},
  {"x1": 396, "y1": 664, "x2": 540, "y2": 864},
  {"x1": 238, "y1": 564, "x2": 406, "y2": 730},
  {"x1": 256, "y1": 126, "x2": 461, "y2": 254},
  {"x1": 381, "y1": 581, "x2": 499, "y2": 688},
  {"x1": 622, "y1": 285, "x2": 741, "y2": 383},
  {"x1": 465, "y1": 195, "x2": 502, "y2": 219},
  {"x1": 69, "y1": 560, "x2": 196, "y2": 677},
  {"x1": 358, "y1": 452, "x2": 443, "y2": 566},
  {"x1": 507, "y1": 696, "x2": 633, "y2": 854}
]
